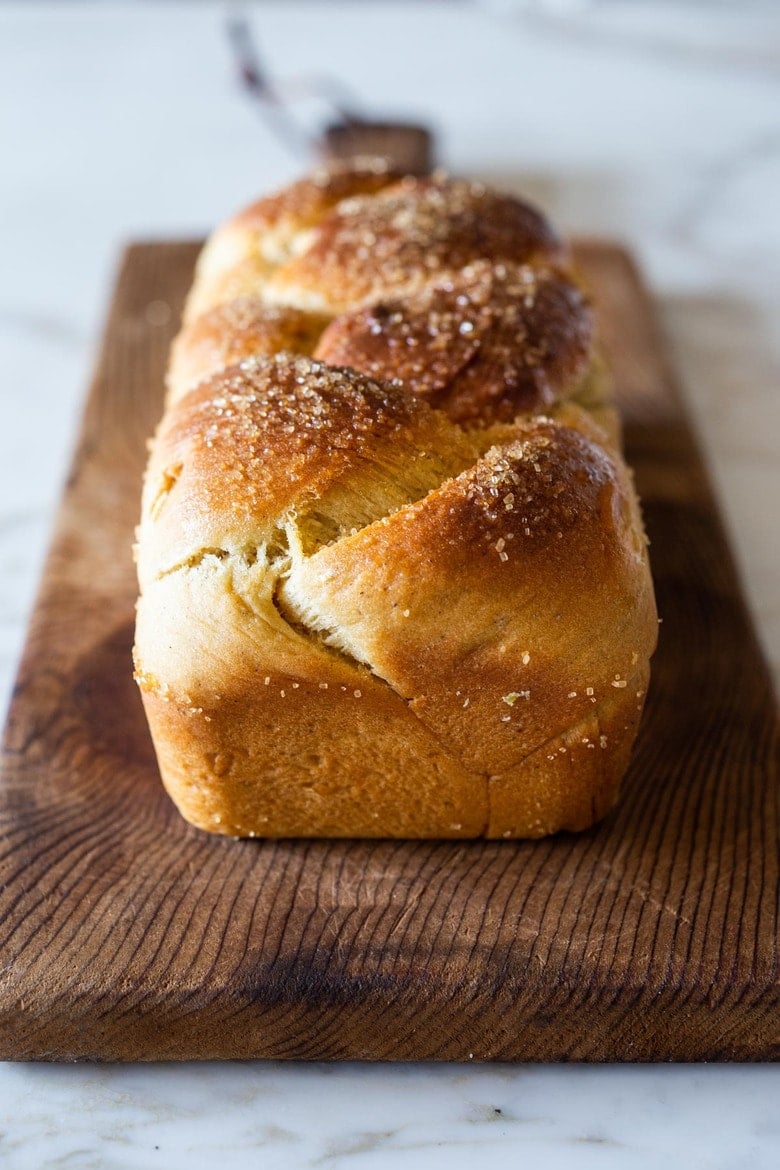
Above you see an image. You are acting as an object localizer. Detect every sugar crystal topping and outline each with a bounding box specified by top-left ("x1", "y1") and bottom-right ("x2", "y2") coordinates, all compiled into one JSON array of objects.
[
  {"x1": 314, "y1": 258, "x2": 592, "y2": 425},
  {"x1": 273, "y1": 176, "x2": 564, "y2": 307}
]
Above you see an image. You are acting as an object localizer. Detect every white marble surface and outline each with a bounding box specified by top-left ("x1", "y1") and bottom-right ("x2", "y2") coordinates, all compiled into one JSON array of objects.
[
  {"x1": 1, "y1": 2, "x2": 778, "y2": 1166},
  {"x1": 2, "y1": 1062, "x2": 780, "y2": 1170}
]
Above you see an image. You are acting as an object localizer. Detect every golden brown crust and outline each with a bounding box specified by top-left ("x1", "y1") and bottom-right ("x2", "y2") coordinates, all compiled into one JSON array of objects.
[
  {"x1": 280, "y1": 416, "x2": 656, "y2": 779},
  {"x1": 135, "y1": 554, "x2": 490, "y2": 838},
  {"x1": 264, "y1": 176, "x2": 566, "y2": 312},
  {"x1": 314, "y1": 261, "x2": 593, "y2": 426},
  {"x1": 135, "y1": 165, "x2": 657, "y2": 839},
  {"x1": 485, "y1": 663, "x2": 649, "y2": 837},
  {"x1": 183, "y1": 255, "x2": 277, "y2": 324},
  {"x1": 138, "y1": 354, "x2": 481, "y2": 589},
  {"x1": 184, "y1": 158, "x2": 399, "y2": 322},
  {"x1": 167, "y1": 299, "x2": 331, "y2": 404},
  {"x1": 227, "y1": 157, "x2": 401, "y2": 239}
]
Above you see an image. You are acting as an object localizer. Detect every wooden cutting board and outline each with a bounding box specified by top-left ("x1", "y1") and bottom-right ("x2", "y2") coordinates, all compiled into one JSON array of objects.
[{"x1": 0, "y1": 242, "x2": 777, "y2": 1062}]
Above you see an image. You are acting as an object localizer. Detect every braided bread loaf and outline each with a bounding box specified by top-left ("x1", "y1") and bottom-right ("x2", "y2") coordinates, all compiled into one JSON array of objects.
[{"x1": 135, "y1": 160, "x2": 657, "y2": 839}]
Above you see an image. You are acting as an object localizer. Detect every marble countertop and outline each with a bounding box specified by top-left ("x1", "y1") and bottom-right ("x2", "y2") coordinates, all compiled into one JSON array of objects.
[{"x1": 1, "y1": 2, "x2": 778, "y2": 1166}]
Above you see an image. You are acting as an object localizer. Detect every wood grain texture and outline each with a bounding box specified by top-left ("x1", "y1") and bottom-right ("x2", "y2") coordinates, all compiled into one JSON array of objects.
[{"x1": 0, "y1": 242, "x2": 777, "y2": 1062}]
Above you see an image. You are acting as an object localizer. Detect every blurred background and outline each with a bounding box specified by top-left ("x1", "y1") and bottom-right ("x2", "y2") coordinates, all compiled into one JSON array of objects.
[{"x1": 0, "y1": 4, "x2": 779, "y2": 1167}]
